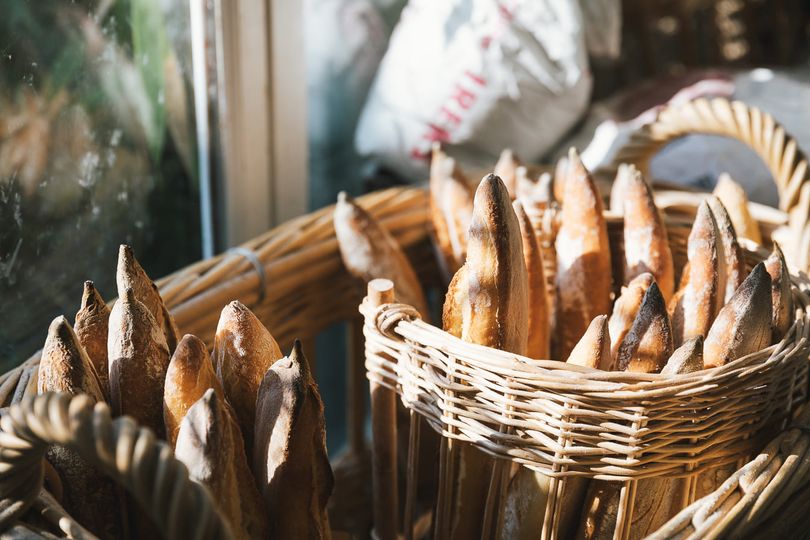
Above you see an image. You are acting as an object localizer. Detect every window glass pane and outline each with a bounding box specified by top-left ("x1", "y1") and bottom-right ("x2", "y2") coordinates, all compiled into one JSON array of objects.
[{"x1": 0, "y1": 1, "x2": 200, "y2": 369}]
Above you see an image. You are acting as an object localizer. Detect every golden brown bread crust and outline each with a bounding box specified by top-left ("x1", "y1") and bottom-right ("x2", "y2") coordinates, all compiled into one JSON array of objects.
[
  {"x1": 608, "y1": 273, "x2": 655, "y2": 364},
  {"x1": 713, "y1": 173, "x2": 762, "y2": 244},
  {"x1": 514, "y1": 200, "x2": 550, "y2": 359},
  {"x1": 622, "y1": 166, "x2": 674, "y2": 300},
  {"x1": 765, "y1": 243, "x2": 794, "y2": 341},
  {"x1": 108, "y1": 288, "x2": 170, "y2": 437},
  {"x1": 74, "y1": 280, "x2": 110, "y2": 399},
  {"x1": 670, "y1": 201, "x2": 727, "y2": 347},
  {"x1": 462, "y1": 174, "x2": 529, "y2": 355},
  {"x1": 253, "y1": 341, "x2": 333, "y2": 539},
  {"x1": 661, "y1": 336, "x2": 704, "y2": 375},
  {"x1": 335, "y1": 191, "x2": 430, "y2": 318},
  {"x1": 555, "y1": 149, "x2": 612, "y2": 358},
  {"x1": 164, "y1": 334, "x2": 225, "y2": 447},
  {"x1": 214, "y1": 301, "x2": 283, "y2": 453},
  {"x1": 566, "y1": 315, "x2": 611, "y2": 369},
  {"x1": 164, "y1": 334, "x2": 269, "y2": 538},
  {"x1": 116, "y1": 244, "x2": 180, "y2": 352},
  {"x1": 616, "y1": 282, "x2": 673, "y2": 373},
  {"x1": 39, "y1": 317, "x2": 121, "y2": 539},
  {"x1": 609, "y1": 164, "x2": 633, "y2": 214},
  {"x1": 706, "y1": 195, "x2": 745, "y2": 302},
  {"x1": 442, "y1": 264, "x2": 467, "y2": 338},
  {"x1": 704, "y1": 263, "x2": 772, "y2": 368},
  {"x1": 494, "y1": 148, "x2": 522, "y2": 199},
  {"x1": 429, "y1": 145, "x2": 475, "y2": 275}
]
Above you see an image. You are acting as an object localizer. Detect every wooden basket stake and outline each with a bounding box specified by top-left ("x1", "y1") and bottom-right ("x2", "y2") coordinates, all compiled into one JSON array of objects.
[{"x1": 367, "y1": 279, "x2": 399, "y2": 540}]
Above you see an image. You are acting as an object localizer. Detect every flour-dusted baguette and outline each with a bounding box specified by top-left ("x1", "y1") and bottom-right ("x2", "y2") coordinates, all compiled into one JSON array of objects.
[
  {"x1": 622, "y1": 166, "x2": 674, "y2": 300},
  {"x1": 166, "y1": 334, "x2": 269, "y2": 538},
  {"x1": 661, "y1": 336, "x2": 704, "y2": 375},
  {"x1": 108, "y1": 288, "x2": 171, "y2": 437},
  {"x1": 516, "y1": 169, "x2": 554, "y2": 211},
  {"x1": 706, "y1": 195, "x2": 745, "y2": 302},
  {"x1": 442, "y1": 264, "x2": 467, "y2": 338},
  {"x1": 556, "y1": 149, "x2": 612, "y2": 359},
  {"x1": 164, "y1": 334, "x2": 225, "y2": 447},
  {"x1": 429, "y1": 144, "x2": 475, "y2": 275},
  {"x1": 608, "y1": 273, "x2": 655, "y2": 366},
  {"x1": 713, "y1": 173, "x2": 761, "y2": 244},
  {"x1": 553, "y1": 155, "x2": 568, "y2": 204},
  {"x1": 616, "y1": 282, "x2": 673, "y2": 373},
  {"x1": 514, "y1": 200, "x2": 550, "y2": 359},
  {"x1": 441, "y1": 174, "x2": 528, "y2": 539},
  {"x1": 703, "y1": 262, "x2": 772, "y2": 368},
  {"x1": 116, "y1": 244, "x2": 179, "y2": 352},
  {"x1": 214, "y1": 301, "x2": 283, "y2": 454},
  {"x1": 567, "y1": 315, "x2": 611, "y2": 369},
  {"x1": 335, "y1": 191, "x2": 430, "y2": 318},
  {"x1": 39, "y1": 317, "x2": 120, "y2": 539},
  {"x1": 494, "y1": 148, "x2": 522, "y2": 199},
  {"x1": 253, "y1": 341, "x2": 333, "y2": 539},
  {"x1": 670, "y1": 201, "x2": 727, "y2": 347},
  {"x1": 74, "y1": 281, "x2": 110, "y2": 398},
  {"x1": 765, "y1": 243, "x2": 794, "y2": 341},
  {"x1": 609, "y1": 164, "x2": 633, "y2": 214}
]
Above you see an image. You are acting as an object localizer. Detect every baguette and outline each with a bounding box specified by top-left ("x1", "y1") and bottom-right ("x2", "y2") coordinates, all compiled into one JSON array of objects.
[
  {"x1": 703, "y1": 262, "x2": 772, "y2": 368},
  {"x1": 556, "y1": 149, "x2": 612, "y2": 358},
  {"x1": 429, "y1": 144, "x2": 475, "y2": 275},
  {"x1": 706, "y1": 195, "x2": 745, "y2": 302},
  {"x1": 494, "y1": 148, "x2": 522, "y2": 199},
  {"x1": 443, "y1": 174, "x2": 528, "y2": 539},
  {"x1": 335, "y1": 191, "x2": 430, "y2": 317},
  {"x1": 214, "y1": 301, "x2": 283, "y2": 454},
  {"x1": 622, "y1": 166, "x2": 674, "y2": 300},
  {"x1": 175, "y1": 389, "x2": 263, "y2": 540},
  {"x1": 253, "y1": 341, "x2": 333, "y2": 539},
  {"x1": 108, "y1": 288, "x2": 170, "y2": 437},
  {"x1": 670, "y1": 201, "x2": 727, "y2": 347},
  {"x1": 608, "y1": 273, "x2": 655, "y2": 366},
  {"x1": 442, "y1": 264, "x2": 467, "y2": 338},
  {"x1": 116, "y1": 244, "x2": 179, "y2": 352},
  {"x1": 514, "y1": 200, "x2": 550, "y2": 359},
  {"x1": 609, "y1": 164, "x2": 633, "y2": 214},
  {"x1": 516, "y1": 169, "x2": 554, "y2": 211},
  {"x1": 616, "y1": 282, "x2": 673, "y2": 373},
  {"x1": 566, "y1": 314, "x2": 611, "y2": 369},
  {"x1": 165, "y1": 334, "x2": 269, "y2": 538},
  {"x1": 73, "y1": 280, "x2": 110, "y2": 398},
  {"x1": 713, "y1": 173, "x2": 761, "y2": 243},
  {"x1": 38, "y1": 317, "x2": 120, "y2": 539},
  {"x1": 661, "y1": 336, "x2": 704, "y2": 375},
  {"x1": 765, "y1": 243, "x2": 794, "y2": 341}
]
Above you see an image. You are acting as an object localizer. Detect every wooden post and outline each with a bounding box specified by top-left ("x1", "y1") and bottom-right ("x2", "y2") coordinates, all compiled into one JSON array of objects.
[{"x1": 367, "y1": 279, "x2": 398, "y2": 540}]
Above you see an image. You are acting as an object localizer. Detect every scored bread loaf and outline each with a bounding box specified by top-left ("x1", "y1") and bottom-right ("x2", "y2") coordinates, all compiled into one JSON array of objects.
[
  {"x1": 616, "y1": 282, "x2": 673, "y2": 373},
  {"x1": 335, "y1": 191, "x2": 430, "y2": 318},
  {"x1": 609, "y1": 164, "x2": 633, "y2": 215},
  {"x1": 706, "y1": 195, "x2": 745, "y2": 302},
  {"x1": 661, "y1": 336, "x2": 704, "y2": 375},
  {"x1": 165, "y1": 335, "x2": 268, "y2": 538},
  {"x1": 713, "y1": 173, "x2": 762, "y2": 244},
  {"x1": 429, "y1": 144, "x2": 475, "y2": 276},
  {"x1": 566, "y1": 315, "x2": 611, "y2": 369},
  {"x1": 670, "y1": 201, "x2": 727, "y2": 347},
  {"x1": 494, "y1": 148, "x2": 522, "y2": 199},
  {"x1": 108, "y1": 288, "x2": 170, "y2": 437},
  {"x1": 440, "y1": 174, "x2": 528, "y2": 539},
  {"x1": 555, "y1": 149, "x2": 612, "y2": 359},
  {"x1": 38, "y1": 317, "x2": 121, "y2": 539},
  {"x1": 253, "y1": 341, "x2": 334, "y2": 539},
  {"x1": 514, "y1": 200, "x2": 550, "y2": 359},
  {"x1": 608, "y1": 273, "x2": 655, "y2": 366},
  {"x1": 621, "y1": 166, "x2": 675, "y2": 300},
  {"x1": 73, "y1": 280, "x2": 110, "y2": 399},
  {"x1": 703, "y1": 262, "x2": 772, "y2": 368},
  {"x1": 765, "y1": 243, "x2": 794, "y2": 341},
  {"x1": 214, "y1": 301, "x2": 283, "y2": 454},
  {"x1": 442, "y1": 264, "x2": 468, "y2": 339},
  {"x1": 116, "y1": 244, "x2": 180, "y2": 352}
]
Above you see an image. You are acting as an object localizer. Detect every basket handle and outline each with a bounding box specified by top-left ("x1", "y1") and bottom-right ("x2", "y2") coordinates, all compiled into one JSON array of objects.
[
  {"x1": 603, "y1": 98, "x2": 810, "y2": 218},
  {"x1": 0, "y1": 392, "x2": 232, "y2": 540}
]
